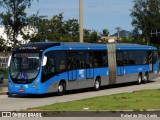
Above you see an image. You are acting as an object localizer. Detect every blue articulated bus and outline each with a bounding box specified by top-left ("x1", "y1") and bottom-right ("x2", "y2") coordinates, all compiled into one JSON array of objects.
[{"x1": 8, "y1": 42, "x2": 159, "y2": 96}]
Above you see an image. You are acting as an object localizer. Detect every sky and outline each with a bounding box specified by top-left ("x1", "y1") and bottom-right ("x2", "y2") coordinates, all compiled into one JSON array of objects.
[{"x1": 1, "y1": 0, "x2": 134, "y2": 35}]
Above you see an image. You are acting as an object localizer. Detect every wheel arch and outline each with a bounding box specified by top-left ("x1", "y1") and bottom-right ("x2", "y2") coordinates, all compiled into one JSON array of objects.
[
  {"x1": 95, "y1": 76, "x2": 101, "y2": 84},
  {"x1": 139, "y1": 72, "x2": 143, "y2": 76},
  {"x1": 59, "y1": 79, "x2": 66, "y2": 90}
]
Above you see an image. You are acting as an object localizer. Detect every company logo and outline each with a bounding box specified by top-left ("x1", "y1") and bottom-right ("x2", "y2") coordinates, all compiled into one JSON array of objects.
[{"x1": 2, "y1": 112, "x2": 11, "y2": 117}]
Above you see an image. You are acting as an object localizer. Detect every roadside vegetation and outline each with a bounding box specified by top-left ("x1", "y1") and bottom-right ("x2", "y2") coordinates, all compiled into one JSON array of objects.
[
  {"x1": 1, "y1": 0, "x2": 160, "y2": 51},
  {"x1": 28, "y1": 89, "x2": 160, "y2": 111},
  {"x1": 0, "y1": 68, "x2": 8, "y2": 79}
]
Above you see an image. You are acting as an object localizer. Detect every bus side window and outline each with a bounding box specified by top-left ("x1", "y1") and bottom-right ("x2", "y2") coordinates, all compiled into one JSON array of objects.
[
  {"x1": 94, "y1": 51, "x2": 103, "y2": 67},
  {"x1": 67, "y1": 52, "x2": 76, "y2": 70},
  {"x1": 143, "y1": 57, "x2": 147, "y2": 64},
  {"x1": 94, "y1": 59, "x2": 98, "y2": 67},
  {"x1": 50, "y1": 58, "x2": 55, "y2": 73},
  {"x1": 122, "y1": 51, "x2": 135, "y2": 66},
  {"x1": 135, "y1": 51, "x2": 148, "y2": 65},
  {"x1": 76, "y1": 51, "x2": 86, "y2": 69},
  {"x1": 59, "y1": 60, "x2": 65, "y2": 70},
  {"x1": 102, "y1": 51, "x2": 108, "y2": 66},
  {"x1": 116, "y1": 51, "x2": 123, "y2": 66},
  {"x1": 86, "y1": 52, "x2": 93, "y2": 68},
  {"x1": 43, "y1": 58, "x2": 55, "y2": 75},
  {"x1": 153, "y1": 50, "x2": 158, "y2": 64}
]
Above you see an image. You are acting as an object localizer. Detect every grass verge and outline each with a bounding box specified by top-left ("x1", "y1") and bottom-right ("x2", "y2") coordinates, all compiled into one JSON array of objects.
[{"x1": 28, "y1": 89, "x2": 160, "y2": 111}]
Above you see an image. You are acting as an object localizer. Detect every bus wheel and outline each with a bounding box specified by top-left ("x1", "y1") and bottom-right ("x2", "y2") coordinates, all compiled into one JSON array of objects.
[
  {"x1": 143, "y1": 73, "x2": 149, "y2": 84},
  {"x1": 94, "y1": 78, "x2": 100, "y2": 91},
  {"x1": 137, "y1": 75, "x2": 142, "y2": 85},
  {"x1": 57, "y1": 82, "x2": 65, "y2": 96}
]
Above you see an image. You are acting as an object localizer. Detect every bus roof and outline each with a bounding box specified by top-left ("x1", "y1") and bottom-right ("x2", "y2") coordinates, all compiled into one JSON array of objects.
[
  {"x1": 115, "y1": 43, "x2": 157, "y2": 50},
  {"x1": 14, "y1": 42, "x2": 60, "y2": 52},
  {"x1": 14, "y1": 42, "x2": 107, "y2": 52},
  {"x1": 14, "y1": 42, "x2": 157, "y2": 52}
]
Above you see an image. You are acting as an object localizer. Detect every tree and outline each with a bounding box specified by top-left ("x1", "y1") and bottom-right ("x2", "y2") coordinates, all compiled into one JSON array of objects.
[
  {"x1": 62, "y1": 18, "x2": 79, "y2": 42},
  {"x1": 24, "y1": 13, "x2": 101, "y2": 43},
  {"x1": 119, "y1": 37, "x2": 134, "y2": 43},
  {"x1": 100, "y1": 29, "x2": 110, "y2": 36},
  {"x1": 26, "y1": 13, "x2": 49, "y2": 42},
  {"x1": 28, "y1": 13, "x2": 79, "y2": 42},
  {"x1": 130, "y1": 0, "x2": 160, "y2": 46},
  {"x1": 90, "y1": 30, "x2": 100, "y2": 43},
  {"x1": 0, "y1": 0, "x2": 38, "y2": 50}
]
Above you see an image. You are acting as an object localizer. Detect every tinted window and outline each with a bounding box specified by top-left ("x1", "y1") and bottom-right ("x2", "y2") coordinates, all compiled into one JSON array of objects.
[
  {"x1": 42, "y1": 51, "x2": 66, "y2": 82},
  {"x1": 102, "y1": 51, "x2": 108, "y2": 66},
  {"x1": 153, "y1": 50, "x2": 158, "y2": 64},
  {"x1": 116, "y1": 51, "x2": 123, "y2": 66},
  {"x1": 94, "y1": 51, "x2": 103, "y2": 67},
  {"x1": 123, "y1": 51, "x2": 128, "y2": 65},
  {"x1": 54, "y1": 51, "x2": 66, "y2": 72},
  {"x1": 43, "y1": 51, "x2": 55, "y2": 78},
  {"x1": 76, "y1": 51, "x2": 86, "y2": 69},
  {"x1": 86, "y1": 52, "x2": 93, "y2": 68},
  {"x1": 117, "y1": 50, "x2": 148, "y2": 66},
  {"x1": 122, "y1": 51, "x2": 135, "y2": 65},
  {"x1": 128, "y1": 51, "x2": 135, "y2": 65},
  {"x1": 135, "y1": 51, "x2": 148, "y2": 65},
  {"x1": 67, "y1": 52, "x2": 77, "y2": 70}
]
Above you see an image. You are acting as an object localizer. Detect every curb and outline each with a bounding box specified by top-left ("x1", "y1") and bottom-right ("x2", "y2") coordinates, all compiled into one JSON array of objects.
[
  {"x1": 0, "y1": 87, "x2": 8, "y2": 95},
  {"x1": 0, "y1": 92, "x2": 8, "y2": 95}
]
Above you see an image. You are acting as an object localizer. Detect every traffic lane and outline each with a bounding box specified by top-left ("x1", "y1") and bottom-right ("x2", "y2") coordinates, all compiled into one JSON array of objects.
[{"x1": 0, "y1": 77, "x2": 160, "y2": 111}]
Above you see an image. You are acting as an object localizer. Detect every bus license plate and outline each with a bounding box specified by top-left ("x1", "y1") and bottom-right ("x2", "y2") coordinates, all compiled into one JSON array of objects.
[{"x1": 19, "y1": 89, "x2": 25, "y2": 92}]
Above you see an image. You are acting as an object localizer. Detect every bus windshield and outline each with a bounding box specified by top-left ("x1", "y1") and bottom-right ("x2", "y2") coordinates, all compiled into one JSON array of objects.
[{"x1": 10, "y1": 53, "x2": 40, "y2": 83}]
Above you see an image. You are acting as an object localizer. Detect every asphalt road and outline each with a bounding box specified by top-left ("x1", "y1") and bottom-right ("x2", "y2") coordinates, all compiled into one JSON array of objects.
[{"x1": 0, "y1": 77, "x2": 160, "y2": 112}]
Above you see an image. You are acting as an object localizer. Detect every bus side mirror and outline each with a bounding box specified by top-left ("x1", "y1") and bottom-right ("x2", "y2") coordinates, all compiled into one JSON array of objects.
[
  {"x1": 42, "y1": 56, "x2": 47, "y2": 66},
  {"x1": 7, "y1": 56, "x2": 12, "y2": 67}
]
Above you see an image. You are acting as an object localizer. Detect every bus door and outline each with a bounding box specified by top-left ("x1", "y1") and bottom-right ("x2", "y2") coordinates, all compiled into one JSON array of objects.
[
  {"x1": 116, "y1": 51, "x2": 124, "y2": 80},
  {"x1": 67, "y1": 52, "x2": 77, "y2": 89},
  {"x1": 86, "y1": 52, "x2": 94, "y2": 79},
  {"x1": 148, "y1": 51, "x2": 153, "y2": 72}
]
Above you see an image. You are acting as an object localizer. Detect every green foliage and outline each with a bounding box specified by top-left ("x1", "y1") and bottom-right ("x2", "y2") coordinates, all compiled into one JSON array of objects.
[
  {"x1": 119, "y1": 36, "x2": 146, "y2": 45},
  {"x1": 119, "y1": 37, "x2": 134, "y2": 43},
  {"x1": 0, "y1": 68, "x2": 8, "y2": 79},
  {"x1": 27, "y1": 13, "x2": 79, "y2": 42},
  {"x1": 0, "y1": 0, "x2": 38, "y2": 49},
  {"x1": 0, "y1": 36, "x2": 11, "y2": 52},
  {"x1": 100, "y1": 29, "x2": 110, "y2": 36},
  {"x1": 0, "y1": 1, "x2": 108, "y2": 45},
  {"x1": 27, "y1": 13, "x2": 101, "y2": 43},
  {"x1": 131, "y1": 0, "x2": 160, "y2": 46},
  {"x1": 84, "y1": 30, "x2": 101, "y2": 43}
]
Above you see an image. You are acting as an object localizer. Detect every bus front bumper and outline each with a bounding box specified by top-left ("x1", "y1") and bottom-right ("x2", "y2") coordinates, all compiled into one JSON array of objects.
[{"x1": 8, "y1": 84, "x2": 44, "y2": 95}]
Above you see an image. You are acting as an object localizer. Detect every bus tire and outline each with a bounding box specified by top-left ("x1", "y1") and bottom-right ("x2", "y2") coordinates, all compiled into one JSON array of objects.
[
  {"x1": 137, "y1": 75, "x2": 142, "y2": 85},
  {"x1": 8, "y1": 93, "x2": 12, "y2": 97},
  {"x1": 57, "y1": 82, "x2": 65, "y2": 96},
  {"x1": 94, "y1": 78, "x2": 100, "y2": 91},
  {"x1": 143, "y1": 73, "x2": 149, "y2": 84}
]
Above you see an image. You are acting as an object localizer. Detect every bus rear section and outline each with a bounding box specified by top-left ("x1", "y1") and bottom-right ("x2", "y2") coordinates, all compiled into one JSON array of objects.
[{"x1": 113, "y1": 44, "x2": 159, "y2": 84}]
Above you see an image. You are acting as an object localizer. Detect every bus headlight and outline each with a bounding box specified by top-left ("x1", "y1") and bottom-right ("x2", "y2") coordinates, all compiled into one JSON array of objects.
[
  {"x1": 9, "y1": 81, "x2": 13, "y2": 87},
  {"x1": 32, "y1": 80, "x2": 39, "y2": 88}
]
